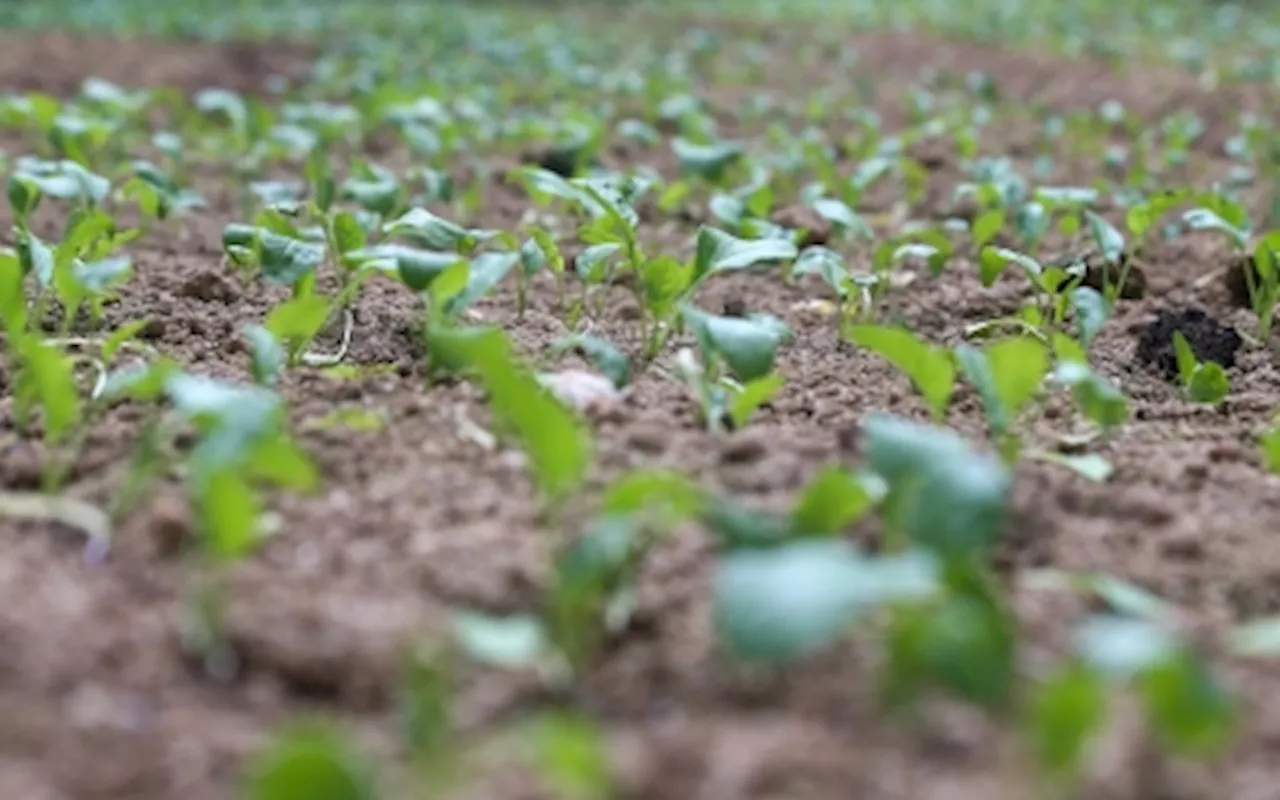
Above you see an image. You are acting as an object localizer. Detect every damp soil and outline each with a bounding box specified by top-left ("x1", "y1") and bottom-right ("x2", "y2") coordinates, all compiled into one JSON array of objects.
[{"x1": 5, "y1": 22, "x2": 1280, "y2": 800}]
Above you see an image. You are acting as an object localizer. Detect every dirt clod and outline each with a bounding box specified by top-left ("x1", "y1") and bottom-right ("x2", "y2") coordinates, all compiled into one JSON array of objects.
[{"x1": 1134, "y1": 307, "x2": 1243, "y2": 381}]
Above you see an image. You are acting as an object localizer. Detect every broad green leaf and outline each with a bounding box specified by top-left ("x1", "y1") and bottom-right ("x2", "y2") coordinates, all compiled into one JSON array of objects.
[
  {"x1": 1055, "y1": 362, "x2": 1128, "y2": 429},
  {"x1": 331, "y1": 211, "x2": 366, "y2": 258},
  {"x1": 453, "y1": 612, "x2": 547, "y2": 668},
  {"x1": 195, "y1": 469, "x2": 262, "y2": 561},
  {"x1": 1028, "y1": 663, "x2": 1108, "y2": 774},
  {"x1": 265, "y1": 295, "x2": 332, "y2": 360},
  {"x1": 526, "y1": 713, "x2": 613, "y2": 800},
  {"x1": 714, "y1": 539, "x2": 868, "y2": 663},
  {"x1": 243, "y1": 724, "x2": 379, "y2": 800},
  {"x1": 1139, "y1": 654, "x2": 1236, "y2": 757},
  {"x1": 444, "y1": 251, "x2": 518, "y2": 316},
  {"x1": 1188, "y1": 362, "x2": 1229, "y2": 405},
  {"x1": 672, "y1": 137, "x2": 742, "y2": 181},
  {"x1": 728, "y1": 373, "x2": 784, "y2": 429},
  {"x1": 244, "y1": 326, "x2": 286, "y2": 387},
  {"x1": 599, "y1": 469, "x2": 704, "y2": 524},
  {"x1": 1069, "y1": 286, "x2": 1110, "y2": 350},
  {"x1": 693, "y1": 225, "x2": 798, "y2": 283},
  {"x1": 13, "y1": 337, "x2": 81, "y2": 444},
  {"x1": 791, "y1": 245, "x2": 849, "y2": 296},
  {"x1": 862, "y1": 413, "x2": 1010, "y2": 558},
  {"x1": 427, "y1": 326, "x2": 591, "y2": 498},
  {"x1": 682, "y1": 305, "x2": 789, "y2": 383},
  {"x1": 971, "y1": 208, "x2": 1005, "y2": 250},
  {"x1": 385, "y1": 207, "x2": 494, "y2": 252},
  {"x1": 1074, "y1": 615, "x2": 1178, "y2": 679},
  {"x1": 847, "y1": 325, "x2": 954, "y2": 421},
  {"x1": 978, "y1": 246, "x2": 1042, "y2": 288},
  {"x1": 347, "y1": 244, "x2": 464, "y2": 292},
  {"x1": 1084, "y1": 210, "x2": 1126, "y2": 265},
  {"x1": 986, "y1": 335, "x2": 1049, "y2": 423},
  {"x1": 789, "y1": 465, "x2": 875, "y2": 536}
]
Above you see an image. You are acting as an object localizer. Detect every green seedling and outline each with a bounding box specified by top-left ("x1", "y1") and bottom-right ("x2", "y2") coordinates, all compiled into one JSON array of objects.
[
  {"x1": 674, "y1": 304, "x2": 791, "y2": 432},
  {"x1": 846, "y1": 324, "x2": 955, "y2": 421},
  {"x1": 426, "y1": 324, "x2": 592, "y2": 502},
  {"x1": 1171, "y1": 331, "x2": 1230, "y2": 405},
  {"x1": 243, "y1": 722, "x2": 381, "y2": 800},
  {"x1": 954, "y1": 334, "x2": 1051, "y2": 461}
]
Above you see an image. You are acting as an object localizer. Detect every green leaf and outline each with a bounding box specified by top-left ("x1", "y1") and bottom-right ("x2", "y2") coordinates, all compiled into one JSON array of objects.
[
  {"x1": 1069, "y1": 286, "x2": 1110, "y2": 349},
  {"x1": 713, "y1": 539, "x2": 868, "y2": 664},
  {"x1": 1228, "y1": 615, "x2": 1280, "y2": 656},
  {"x1": 978, "y1": 246, "x2": 1041, "y2": 288},
  {"x1": 331, "y1": 211, "x2": 366, "y2": 258},
  {"x1": 1259, "y1": 425, "x2": 1280, "y2": 473},
  {"x1": 1055, "y1": 362, "x2": 1128, "y2": 429},
  {"x1": 551, "y1": 334, "x2": 632, "y2": 389},
  {"x1": 244, "y1": 325, "x2": 287, "y2": 387},
  {"x1": 443, "y1": 251, "x2": 518, "y2": 316},
  {"x1": 789, "y1": 465, "x2": 875, "y2": 536},
  {"x1": 453, "y1": 611, "x2": 547, "y2": 668},
  {"x1": 1139, "y1": 654, "x2": 1237, "y2": 757},
  {"x1": 791, "y1": 245, "x2": 849, "y2": 296},
  {"x1": 672, "y1": 137, "x2": 742, "y2": 181},
  {"x1": 195, "y1": 469, "x2": 262, "y2": 561},
  {"x1": 265, "y1": 295, "x2": 332, "y2": 361},
  {"x1": 244, "y1": 723, "x2": 379, "y2": 800},
  {"x1": 599, "y1": 469, "x2": 704, "y2": 524},
  {"x1": 1031, "y1": 451, "x2": 1114, "y2": 483},
  {"x1": 693, "y1": 225, "x2": 798, "y2": 283},
  {"x1": 971, "y1": 208, "x2": 1005, "y2": 250},
  {"x1": 526, "y1": 713, "x2": 613, "y2": 800},
  {"x1": 13, "y1": 336, "x2": 81, "y2": 444},
  {"x1": 862, "y1": 413, "x2": 1010, "y2": 558},
  {"x1": 384, "y1": 207, "x2": 494, "y2": 251},
  {"x1": 1028, "y1": 663, "x2": 1108, "y2": 775},
  {"x1": 427, "y1": 326, "x2": 591, "y2": 498},
  {"x1": 682, "y1": 304, "x2": 789, "y2": 383},
  {"x1": 1172, "y1": 330, "x2": 1197, "y2": 384},
  {"x1": 986, "y1": 335, "x2": 1049, "y2": 422},
  {"x1": 348, "y1": 244, "x2": 464, "y2": 292},
  {"x1": 728, "y1": 373, "x2": 784, "y2": 429},
  {"x1": 1188, "y1": 362, "x2": 1229, "y2": 405},
  {"x1": 847, "y1": 325, "x2": 954, "y2": 421},
  {"x1": 1074, "y1": 615, "x2": 1178, "y2": 679},
  {"x1": 1084, "y1": 210, "x2": 1126, "y2": 265}
]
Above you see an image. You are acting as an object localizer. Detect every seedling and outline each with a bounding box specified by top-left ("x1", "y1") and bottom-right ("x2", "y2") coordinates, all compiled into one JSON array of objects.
[{"x1": 1172, "y1": 330, "x2": 1230, "y2": 405}]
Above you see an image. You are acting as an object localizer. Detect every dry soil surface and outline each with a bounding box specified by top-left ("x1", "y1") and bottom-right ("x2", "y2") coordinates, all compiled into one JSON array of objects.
[{"x1": 3, "y1": 23, "x2": 1280, "y2": 800}]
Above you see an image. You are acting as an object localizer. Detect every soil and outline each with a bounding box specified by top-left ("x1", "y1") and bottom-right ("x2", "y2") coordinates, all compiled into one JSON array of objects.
[{"x1": 4, "y1": 18, "x2": 1280, "y2": 800}]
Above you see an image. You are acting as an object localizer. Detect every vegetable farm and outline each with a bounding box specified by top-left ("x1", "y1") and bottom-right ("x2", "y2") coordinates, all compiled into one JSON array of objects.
[{"x1": 4, "y1": 1, "x2": 1280, "y2": 797}]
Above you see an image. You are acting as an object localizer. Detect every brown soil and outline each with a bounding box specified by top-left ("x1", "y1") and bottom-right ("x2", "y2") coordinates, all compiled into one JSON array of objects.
[{"x1": 5, "y1": 22, "x2": 1280, "y2": 800}]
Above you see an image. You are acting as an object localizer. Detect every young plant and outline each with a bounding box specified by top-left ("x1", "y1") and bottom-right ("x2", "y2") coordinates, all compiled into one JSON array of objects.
[
  {"x1": 674, "y1": 304, "x2": 791, "y2": 432},
  {"x1": 1172, "y1": 331, "x2": 1230, "y2": 406}
]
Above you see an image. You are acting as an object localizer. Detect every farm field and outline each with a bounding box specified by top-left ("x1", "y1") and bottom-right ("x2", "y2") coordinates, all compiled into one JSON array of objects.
[{"x1": 8, "y1": 1, "x2": 1280, "y2": 798}]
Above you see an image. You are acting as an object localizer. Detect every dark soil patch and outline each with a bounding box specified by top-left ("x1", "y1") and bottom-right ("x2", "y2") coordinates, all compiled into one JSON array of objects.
[
  {"x1": 7, "y1": 19, "x2": 1280, "y2": 800},
  {"x1": 1134, "y1": 307, "x2": 1244, "y2": 380}
]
